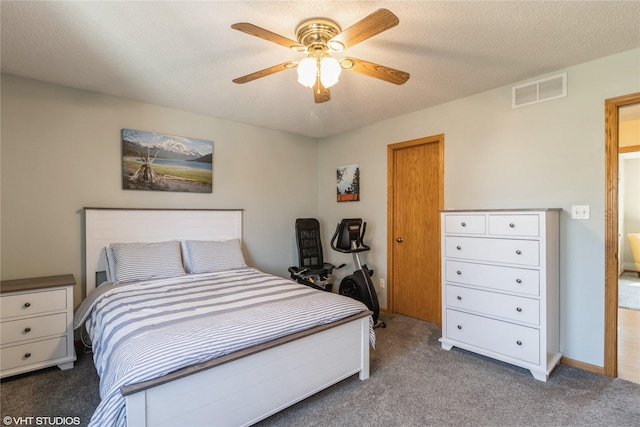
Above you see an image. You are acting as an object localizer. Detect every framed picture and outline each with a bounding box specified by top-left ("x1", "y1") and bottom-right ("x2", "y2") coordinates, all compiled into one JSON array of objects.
[
  {"x1": 337, "y1": 163, "x2": 360, "y2": 202},
  {"x1": 122, "y1": 128, "x2": 213, "y2": 193}
]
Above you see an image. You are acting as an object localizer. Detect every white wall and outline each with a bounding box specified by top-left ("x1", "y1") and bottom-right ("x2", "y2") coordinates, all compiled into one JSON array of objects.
[
  {"x1": 318, "y1": 49, "x2": 640, "y2": 366},
  {"x1": 0, "y1": 75, "x2": 319, "y2": 305},
  {"x1": 622, "y1": 157, "x2": 640, "y2": 270}
]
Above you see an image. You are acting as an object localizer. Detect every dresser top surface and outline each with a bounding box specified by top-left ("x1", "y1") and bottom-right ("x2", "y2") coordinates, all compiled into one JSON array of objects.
[
  {"x1": 1, "y1": 274, "x2": 75, "y2": 294},
  {"x1": 441, "y1": 208, "x2": 562, "y2": 213}
]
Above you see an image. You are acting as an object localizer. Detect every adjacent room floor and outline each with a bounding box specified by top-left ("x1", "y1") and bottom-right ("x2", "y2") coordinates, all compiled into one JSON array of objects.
[{"x1": 618, "y1": 270, "x2": 640, "y2": 384}]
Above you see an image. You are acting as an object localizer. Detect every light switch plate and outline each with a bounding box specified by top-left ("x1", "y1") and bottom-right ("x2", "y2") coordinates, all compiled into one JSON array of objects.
[{"x1": 571, "y1": 205, "x2": 590, "y2": 219}]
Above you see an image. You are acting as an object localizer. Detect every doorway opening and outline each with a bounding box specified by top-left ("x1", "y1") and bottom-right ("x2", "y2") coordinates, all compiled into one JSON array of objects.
[{"x1": 604, "y1": 92, "x2": 640, "y2": 382}]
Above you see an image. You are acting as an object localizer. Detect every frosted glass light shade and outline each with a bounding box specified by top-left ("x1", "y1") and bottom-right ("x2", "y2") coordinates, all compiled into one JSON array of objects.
[
  {"x1": 320, "y1": 57, "x2": 341, "y2": 88},
  {"x1": 297, "y1": 57, "x2": 317, "y2": 88}
]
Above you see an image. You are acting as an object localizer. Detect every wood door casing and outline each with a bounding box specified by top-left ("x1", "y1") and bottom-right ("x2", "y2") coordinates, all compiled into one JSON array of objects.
[
  {"x1": 387, "y1": 135, "x2": 444, "y2": 326},
  {"x1": 604, "y1": 92, "x2": 640, "y2": 377}
]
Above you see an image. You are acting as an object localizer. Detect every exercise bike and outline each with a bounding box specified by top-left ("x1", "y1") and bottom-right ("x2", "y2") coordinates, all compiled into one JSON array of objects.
[{"x1": 331, "y1": 218, "x2": 386, "y2": 328}]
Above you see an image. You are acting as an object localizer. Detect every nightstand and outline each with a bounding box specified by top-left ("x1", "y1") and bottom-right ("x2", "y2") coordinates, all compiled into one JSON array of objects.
[{"x1": 1, "y1": 274, "x2": 77, "y2": 378}]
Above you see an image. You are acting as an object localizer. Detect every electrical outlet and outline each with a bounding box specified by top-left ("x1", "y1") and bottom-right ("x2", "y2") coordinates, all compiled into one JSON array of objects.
[
  {"x1": 379, "y1": 278, "x2": 386, "y2": 289},
  {"x1": 571, "y1": 205, "x2": 590, "y2": 220}
]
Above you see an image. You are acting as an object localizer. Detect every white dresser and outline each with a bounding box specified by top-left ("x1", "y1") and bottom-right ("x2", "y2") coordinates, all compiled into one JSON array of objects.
[
  {"x1": 1, "y1": 274, "x2": 76, "y2": 378},
  {"x1": 439, "y1": 209, "x2": 561, "y2": 381}
]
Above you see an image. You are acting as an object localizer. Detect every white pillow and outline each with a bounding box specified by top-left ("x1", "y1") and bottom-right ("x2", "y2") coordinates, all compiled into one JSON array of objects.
[
  {"x1": 109, "y1": 241, "x2": 186, "y2": 284},
  {"x1": 184, "y1": 239, "x2": 247, "y2": 274}
]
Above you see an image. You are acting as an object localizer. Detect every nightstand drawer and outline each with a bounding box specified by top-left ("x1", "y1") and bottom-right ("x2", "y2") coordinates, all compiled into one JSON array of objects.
[
  {"x1": 489, "y1": 214, "x2": 539, "y2": 237},
  {"x1": 444, "y1": 215, "x2": 486, "y2": 234},
  {"x1": 445, "y1": 236, "x2": 540, "y2": 266},
  {"x1": 446, "y1": 285, "x2": 540, "y2": 325},
  {"x1": 0, "y1": 313, "x2": 68, "y2": 345},
  {"x1": 0, "y1": 336, "x2": 68, "y2": 372},
  {"x1": 446, "y1": 309, "x2": 539, "y2": 364},
  {"x1": 0, "y1": 289, "x2": 67, "y2": 319},
  {"x1": 445, "y1": 260, "x2": 540, "y2": 296}
]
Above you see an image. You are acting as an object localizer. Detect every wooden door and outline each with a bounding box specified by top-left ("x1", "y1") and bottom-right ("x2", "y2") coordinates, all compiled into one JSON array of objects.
[{"x1": 388, "y1": 135, "x2": 444, "y2": 326}]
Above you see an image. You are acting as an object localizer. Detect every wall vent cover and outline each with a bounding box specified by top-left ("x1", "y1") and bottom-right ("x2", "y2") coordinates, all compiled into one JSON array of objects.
[{"x1": 512, "y1": 73, "x2": 567, "y2": 108}]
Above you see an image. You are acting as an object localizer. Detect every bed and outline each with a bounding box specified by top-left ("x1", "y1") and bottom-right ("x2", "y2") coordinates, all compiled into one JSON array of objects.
[{"x1": 78, "y1": 208, "x2": 373, "y2": 427}]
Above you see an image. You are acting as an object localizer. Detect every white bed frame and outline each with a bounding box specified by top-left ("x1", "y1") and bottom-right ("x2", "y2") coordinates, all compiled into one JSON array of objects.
[{"x1": 84, "y1": 208, "x2": 370, "y2": 427}]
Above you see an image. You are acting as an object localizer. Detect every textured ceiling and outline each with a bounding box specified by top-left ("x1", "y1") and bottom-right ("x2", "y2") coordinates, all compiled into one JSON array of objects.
[{"x1": 2, "y1": 1, "x2": 639, "y2": 138}]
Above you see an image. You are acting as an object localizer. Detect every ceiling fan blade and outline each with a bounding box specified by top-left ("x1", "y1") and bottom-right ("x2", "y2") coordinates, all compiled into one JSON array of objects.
[
  {"x1": 340, "y1": 57, "x2": 410, "y2": 85},
  {"x1": 231, "y1": 23, "x2": 305, "y2": 51},
  {"x1": 328, "y1": 9, "x2": 399, "y2": 50},
  {"x1": 232, "y1": 61, "x2": 297, "y2": 84},
  {"x1": 313, "y1": 77, "x2": 330, "y2": 103}
]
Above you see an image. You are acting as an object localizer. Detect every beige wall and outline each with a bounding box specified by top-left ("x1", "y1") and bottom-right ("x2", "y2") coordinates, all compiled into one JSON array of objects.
[
  {"x1": 318, "y1": 49, "x2": 640, "y2": 366},
  {"x1": 1, "y1": 75, "x2": 319, "y2": 305}
]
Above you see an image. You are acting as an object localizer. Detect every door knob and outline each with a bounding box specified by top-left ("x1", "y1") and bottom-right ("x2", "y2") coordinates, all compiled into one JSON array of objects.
[{"x1": 396, "y1": 237, "x2": 403, "y2": 243}]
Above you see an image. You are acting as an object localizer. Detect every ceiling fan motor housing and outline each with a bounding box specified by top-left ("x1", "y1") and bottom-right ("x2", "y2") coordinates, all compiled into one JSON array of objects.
[{"x1": 295, "y1": 19, "x2": 342, "y2": 53}]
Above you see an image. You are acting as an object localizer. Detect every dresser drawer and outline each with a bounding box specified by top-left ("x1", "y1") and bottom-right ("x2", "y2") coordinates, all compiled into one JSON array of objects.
[
  {"x1": 489, "y1": 214, "x2": 539, "y2": 237},
  {"x1": 0, "y1": 313, "x2": 68, "y2": 345},
  {"x1": 446, "y1": 285, "x2": 540, "y2": 325},
  {"x1": 446, "y1": 309, "x2": 539, "y2": 364},
  {"x1": 0, "y1": 336, "x2": 68, "y2": 371},
  {"x1": 0, "y1": 289, "x2": 67, "y2": 319},
  {"x1": 445, "y1": 260, "x2": 540, "y2": 296},
  {"x1": 444, "y1": 215, "x2": 486, "y2": 234},
  {"x1": 445, "y1": 236, "x2": 540, "y2": 266}
]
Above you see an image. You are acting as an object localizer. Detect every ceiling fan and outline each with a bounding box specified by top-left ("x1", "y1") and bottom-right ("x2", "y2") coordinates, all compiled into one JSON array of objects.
[{"x1": 231, "y1": 8, "x2": 410, "y2": 103}]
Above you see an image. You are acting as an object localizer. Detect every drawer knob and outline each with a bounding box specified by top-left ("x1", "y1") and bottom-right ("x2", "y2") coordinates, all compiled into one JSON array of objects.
[
  {"x1": 24, "y1": 327, "x2": 31, "y2": 333},
  {"x1": 24, "y1": 352, "x2": 31, "y2": 358},
  {"x1": 516, "y1": 341, "x2": 522, "y2": 346},
  {"x1": 457, "y1": 325, "x2": 462, "y2": 330},
  {"x1": 23, "y1": 302, "x2": 31, "y2": 308},
  {"x1": 509, "y1": 223, "x2": 515, "y2": 228},
  {"x1": 515, "y1": 250, "x2": 522, "y2": 255},
  {"x1": 516, "y1": 279, "x2": 522, "y2": 284},
  {"x1": 396, "y1": 237, "x2": 403, "y2": 243},
  {"x1": 456, "y1": 270, "x2": 462, "y2": 275},
  {"x1": 456, "y1": 245, "x2": 462, "y2": 250},
  {"x1": 461, "y1": 222, "x2": 467, "y2": 227},
  {"x1": 516, "y1": 307, "x2": 522, "y2": 312},
  {"x1": 457, "y1": 296, "x2": 462, "y2": 301}
]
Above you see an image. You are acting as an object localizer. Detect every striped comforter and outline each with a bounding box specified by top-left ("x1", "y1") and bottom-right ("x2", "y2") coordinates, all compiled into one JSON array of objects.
[{"x1": 74, "y1": 268, "x2": 373, "y2": 427}]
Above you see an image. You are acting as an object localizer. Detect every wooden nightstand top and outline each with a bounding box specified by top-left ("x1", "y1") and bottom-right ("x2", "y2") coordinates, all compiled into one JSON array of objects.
[{"x1": 0, "y1": 274, "x2": 76, "y2": 294}]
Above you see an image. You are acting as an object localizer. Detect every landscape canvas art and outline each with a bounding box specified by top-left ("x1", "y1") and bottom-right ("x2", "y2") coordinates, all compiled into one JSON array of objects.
[
  {"x1": 122, "y1": 129, "x2": 213, "y2": 193},
  {"x1": 337, "y1": 163, "x2": 360, "y2": 202}
]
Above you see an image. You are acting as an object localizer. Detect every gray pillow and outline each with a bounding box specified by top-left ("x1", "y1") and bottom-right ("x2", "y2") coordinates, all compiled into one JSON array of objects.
[
  {"x1": 110, "y1": 241, "x2": 186, "y2": 284},
  {"x1": 184, "y1": 239, "x2": 247, "y2": 274}
]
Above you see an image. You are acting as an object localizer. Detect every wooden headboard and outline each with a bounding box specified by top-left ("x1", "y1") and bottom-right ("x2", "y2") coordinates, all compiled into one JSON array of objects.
[{"x1": 84, "y1": 208, "x2": 243, "y2": 293}]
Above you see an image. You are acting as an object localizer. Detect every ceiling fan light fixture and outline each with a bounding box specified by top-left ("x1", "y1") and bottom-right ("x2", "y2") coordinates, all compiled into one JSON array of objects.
[
  {"x1": 320, "y1": 57, "x2": 341, "y2": 88},
  {"x1": 297, "y1": 57, "x2": 317, "y2": 88}
]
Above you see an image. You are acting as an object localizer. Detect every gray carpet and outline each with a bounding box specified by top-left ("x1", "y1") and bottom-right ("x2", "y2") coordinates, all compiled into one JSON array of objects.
[
  {"x1": 2, "y1": 314, "x2": 639, "y2": 427},
  {"x1": 619, "y1": 272, "x2": 640, "y2": 310}
]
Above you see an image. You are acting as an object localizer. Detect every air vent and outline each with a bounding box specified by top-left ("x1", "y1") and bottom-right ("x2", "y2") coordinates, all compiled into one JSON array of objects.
[{"x1": 512, "y1": 73, "x2": 567, "y2": 108}]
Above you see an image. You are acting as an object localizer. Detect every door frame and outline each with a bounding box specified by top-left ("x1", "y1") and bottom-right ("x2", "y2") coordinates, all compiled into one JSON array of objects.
[
  {"x1": 604, "y1": 92, "x2": 640, "y2": 377},
  {"x1": 387, "y1": 134, "x2": 444, "y2": 315}
]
